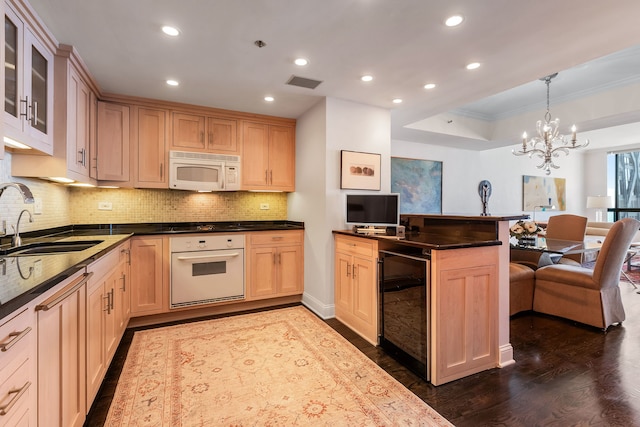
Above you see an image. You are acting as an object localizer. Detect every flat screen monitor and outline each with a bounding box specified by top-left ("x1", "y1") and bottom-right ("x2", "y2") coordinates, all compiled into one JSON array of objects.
[{"x1": 346, "y1": 194, "x2": 400, "y2": 227}]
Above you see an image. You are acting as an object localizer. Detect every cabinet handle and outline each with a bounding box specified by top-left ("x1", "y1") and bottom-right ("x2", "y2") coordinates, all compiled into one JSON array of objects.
[
  {"x1": 110, "y1": 288, "x2": 115, "y2": 310},
  {"x1": 31, "y1": 101, "x2": 38, "y2": 126},
  {"x1": 353, "y1": 264, "x2": 357, "y2": 279},
  {"x1": 160, "y1": 163, "x2": 164, "y2": 179},
  {"x1": 346, "y1": 262, "x2": 351, "y2": 277},
  {"x1": 277, "y1": 253, "x2": 281, "y2": 264},
  {"x1": 121, "y1": 273, "x2": 126, "y2": 291},
  {"x1": 103, "y1": 293, "x2": 111, "y2": 314},
  {"x1": 0, "y1": 327, "x2": 32, "y2": 352},
  {"x1": 0, "y1": 381, "x2": 31, "y2": 416},
  {"x1": 121, "y1": 248, "x2": 131, "y2": 265},
  {"x1": 208, "y1": 132, "x2": 213, "y2": 147},
  {"x1": 35, "y1": 272, "x2": 94, "y2": 311},
  {"x1": 271, "y1": 236, "x2": 283, "y2": 241},
  {"x1": 270, "y1": 170, "x2": 273, "y2": 184},
  {"x1": 19, "y1": 96, "x2": 29, "y2": 119},
  {"x1": 200, "y1": 131, "x2": 204, "y2": 143},
  {"x1": 78, "y1": 148, "x2": 86, "y2": 166},
  {"x1": 265, "y1": 170, "x2": 269, "y2": 184}
]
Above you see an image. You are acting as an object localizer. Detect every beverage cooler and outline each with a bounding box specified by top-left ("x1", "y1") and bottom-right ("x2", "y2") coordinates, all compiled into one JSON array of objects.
[{"x1": 378, "y1": 248, "x2": 430, "y2": 380}]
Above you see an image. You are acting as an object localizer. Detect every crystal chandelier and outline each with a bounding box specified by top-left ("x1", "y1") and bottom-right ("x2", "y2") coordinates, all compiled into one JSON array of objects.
[{"x1": 512, "y1": 73, "x2": 588, "y2": 175}]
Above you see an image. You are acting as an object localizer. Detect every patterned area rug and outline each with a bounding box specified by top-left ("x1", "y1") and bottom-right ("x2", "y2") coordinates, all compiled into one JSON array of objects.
[{"x1": 105, "y1": 306, "x2": 452, "y2": 426}]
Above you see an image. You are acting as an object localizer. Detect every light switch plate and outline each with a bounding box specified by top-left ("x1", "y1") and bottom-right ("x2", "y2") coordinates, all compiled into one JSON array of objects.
[
  {"x1": 98, "y1": 201, "x2": 113, "y2": 211},
  {"x1": 33, "y1": 198, "x2": 43, "y2": 215},
  {"x1": 260, "y1": 203, "x2": 270, "y2": 210}
]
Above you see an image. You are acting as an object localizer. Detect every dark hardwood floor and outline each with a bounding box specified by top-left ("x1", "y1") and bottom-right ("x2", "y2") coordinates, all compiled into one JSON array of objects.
[{"x1": 85, "y1": 283, "x2": 640, "y2": 426}]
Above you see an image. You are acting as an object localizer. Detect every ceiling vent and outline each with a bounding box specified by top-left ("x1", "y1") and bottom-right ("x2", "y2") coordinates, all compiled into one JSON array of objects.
[{"x1": 286, "y1": 75, "x2": 323, "y2": 90}]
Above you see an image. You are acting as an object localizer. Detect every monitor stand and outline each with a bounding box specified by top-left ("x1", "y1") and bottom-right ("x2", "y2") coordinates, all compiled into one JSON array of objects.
[{"x1": 354, "y1": 225, "x2": 388, "y2": 234}]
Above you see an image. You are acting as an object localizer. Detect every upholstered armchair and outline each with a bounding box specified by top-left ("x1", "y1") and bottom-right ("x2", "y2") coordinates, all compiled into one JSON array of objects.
[
  {"x1": 534, "y1": 218, "x2": 640, "y2": 330},
  {"x1": 545, "y1": 214, "x2": 588, "y2": 265}
]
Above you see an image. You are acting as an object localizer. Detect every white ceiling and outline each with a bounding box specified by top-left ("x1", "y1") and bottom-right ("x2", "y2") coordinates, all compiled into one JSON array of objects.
[{"x1": 25, "y1": 0, "x2": 640, "y2": 151}]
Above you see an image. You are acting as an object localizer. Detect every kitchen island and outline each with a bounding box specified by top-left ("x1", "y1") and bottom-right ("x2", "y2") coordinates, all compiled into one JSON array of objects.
[{"x1": 334, "y1": 213, "x2": 524, "y2": 385}]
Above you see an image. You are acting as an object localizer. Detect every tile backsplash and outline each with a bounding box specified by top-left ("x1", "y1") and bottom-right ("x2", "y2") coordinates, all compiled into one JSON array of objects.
[{"x1": 0, "y1": 152, "x2": 288, "y2": 235}]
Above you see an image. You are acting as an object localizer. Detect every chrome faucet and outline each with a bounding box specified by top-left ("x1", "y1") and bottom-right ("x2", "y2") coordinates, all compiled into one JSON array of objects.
[
  {"x1": 0, "y1": 182, "x2": 34, "y2": 237},
  {"x1": 11, "y1": 209, "x2": 33, "y2": 248}
]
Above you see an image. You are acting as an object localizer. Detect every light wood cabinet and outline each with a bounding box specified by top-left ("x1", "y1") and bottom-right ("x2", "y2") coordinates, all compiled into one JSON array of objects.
[
  {"x1": 35, "y1": 270, "x2": 89, "y2": 427},
  {"x1": 3, "y1": 0, "x2": 55, "y2": 154},
  {"x1": 65, "y1": 60, "x2": 91, "y2": 178},
  {"x1": 246, "y1": 231, "x2": 304, "y2": 300},
  {"x1": 241, "y1": 121, "x2": 295, "y2": 191},
  {"x1": 333, "y1": 234, "x2": 378, "y2": 345},
  {"x1": 85, "y1": 245, "x2": 127, "y2": 406},
  {"x1": 96, "y1": 101, "x2": 130, "y2": 182},
  {"x1": 114, "y1": 241, "x2": 131, "y2": 339},
  {"x1": 0, "y1": 307, "x2": 36, "y2": 426},
  {"x1": 430, "y1": 246, "x2": 498, "y2": 386},
  {"x1": 130, "y1": 236, "x2": 167, "y2": 316},
  {"x1": 171, "y1": 112, "x2": 239, "y2": 155},
  {"x1": 133, "y1": 107, "x2": 167, "y2": 188}
]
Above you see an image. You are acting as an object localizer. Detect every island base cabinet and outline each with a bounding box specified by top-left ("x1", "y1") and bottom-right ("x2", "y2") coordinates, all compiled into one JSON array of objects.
[
  {"x1": 430, "y1": 246, "x2": 499, "y2": 386},
  {"x1": 334, "y1": 235, "x2": 378, "y2": 345},
  {"x1": 36, "y1": 270, "x2": 88, "y2": 427}
]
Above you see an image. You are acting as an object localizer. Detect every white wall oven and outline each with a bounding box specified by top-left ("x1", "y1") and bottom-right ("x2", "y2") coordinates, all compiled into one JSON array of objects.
[{"x1": 170, "y1": 234, "x2": 244, "y2": 308}]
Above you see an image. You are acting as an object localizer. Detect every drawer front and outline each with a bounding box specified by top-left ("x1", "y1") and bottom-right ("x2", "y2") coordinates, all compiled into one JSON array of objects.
[
  {"x1": 0, "y1": 310, "x2": 32, "y2": 381},
  {"x1": 88, "y1": 245, "x2": 121, "y2": 282},
  {"x1": 249, "y1": 231, "x2": 302, "y2": 246},
  {"x1": 335, "y1": 235, "x2": 375, "y2": 257},
  {"x1": 0, "y1": 358, "x2": 31, "y2": 427}
]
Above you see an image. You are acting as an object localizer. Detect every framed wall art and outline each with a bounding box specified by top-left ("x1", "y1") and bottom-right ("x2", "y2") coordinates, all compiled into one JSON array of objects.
[
  {"x1": 340, "y1": 150, "x2": 381, "y2": 190},
  {"x1": 522, "y1": 175, "x2": 566, "y2": 211},
  {"x1": 391, "y1": 157, "x2": 442, "y2": 214}
]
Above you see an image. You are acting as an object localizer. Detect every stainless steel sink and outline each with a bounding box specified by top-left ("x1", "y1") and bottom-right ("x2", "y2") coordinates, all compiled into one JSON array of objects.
[{"x1": 3, "y1": 240, "x2": 104, "y2": 256}]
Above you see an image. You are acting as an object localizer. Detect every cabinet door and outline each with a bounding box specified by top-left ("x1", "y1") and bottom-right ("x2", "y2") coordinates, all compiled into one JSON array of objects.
[
  {"x1": 352, "y1": 255, "x2": 376, "y2": 327},
  {"x1": 103, "y1": 269, "x2": 119, "y2": 363},
  {"x1": 207, "y1": 117, "x2": 238, "y2": 154},
  {"x1": 97, "y1": 102, "x2": 130, "y2": 181},
  {"x1": 130, "y1": 236, "x2": 165, "y2": 316},
  {"x1": 334, "y1": 252, "x2": 353, "y2": 316},
  {"x1": 248, "y1": 246, "x2": 277, "y2": 298},
  {"x1": 277, "y1": 245, "x2": 303, "y2": 295},
  {"x1": 4, "y1": 8, "x2": 23, "y2": 134},
  {"x1": 134, "y1": 107, "x2": 167, "y2": 188},
  {"x1": 24, "y1": 27, "x2": 53, "y2": 150},
  {"x1": 268, "y1": 125, "x2": 295, "y2": 191},
  {"x1": 66, "y1": 66, "x2": 91, "y2": 177},
  {"x1": 241, "y1": 121, "x2": 269, "y2": 188},
  {"x1": 89, "y1": 91, "x2": 98, "y2": 179},
  {"x1": 37, "y1": 273, "x2": 87, "y2": 427},
  {"x1": 172, "y1": 112, "x2": 205, "y2": 151},
  {"x1": 85, "y1": 279, "x2": 106, "y2": 405}
]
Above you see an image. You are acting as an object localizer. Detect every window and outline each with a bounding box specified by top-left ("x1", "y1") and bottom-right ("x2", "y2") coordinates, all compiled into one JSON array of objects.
[{"x1": 610, "y1": 151, "x2": 640, "y2": 221}]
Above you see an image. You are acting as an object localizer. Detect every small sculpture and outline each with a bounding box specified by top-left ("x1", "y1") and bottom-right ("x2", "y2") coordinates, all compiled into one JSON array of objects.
[{"x1": 478, "y1": 180, "x2": 492, "y2": 216}]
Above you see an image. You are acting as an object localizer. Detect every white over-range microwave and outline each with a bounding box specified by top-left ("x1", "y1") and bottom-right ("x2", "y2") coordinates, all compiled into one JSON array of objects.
[{"x1": 169, "y1": 150, "x2": 241, "y2": 191}]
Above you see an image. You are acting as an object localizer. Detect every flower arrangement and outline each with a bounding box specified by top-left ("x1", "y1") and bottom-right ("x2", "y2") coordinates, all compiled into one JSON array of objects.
[{"x1": 509, "y1": 220, "x2": 542, "y2": 239}]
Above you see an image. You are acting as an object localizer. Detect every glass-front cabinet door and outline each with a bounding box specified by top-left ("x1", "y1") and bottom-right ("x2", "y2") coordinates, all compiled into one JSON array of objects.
[{"x1": 3, "y1": 3, "x2": 54, "y2": 154}]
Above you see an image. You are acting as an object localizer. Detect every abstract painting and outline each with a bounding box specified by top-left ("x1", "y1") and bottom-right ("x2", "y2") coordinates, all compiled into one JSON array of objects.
[
  {"x1": 522, "y1": 175, "x2": 566, "y2": 211},
  {"x1": 391, "y1": 157, "x2": 442, "y2": 214}
]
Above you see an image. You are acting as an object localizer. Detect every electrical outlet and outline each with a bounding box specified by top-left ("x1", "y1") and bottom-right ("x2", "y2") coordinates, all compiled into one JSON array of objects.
[
  {"x1": 33, "y1": 198, "x2": 43, "y2": 215},
  {"x1": 98, "y1": 201, "x2": 113, "y2": 211},
  {"x1": 260, "y1": 203, "x2": 270, "y2": 210}
]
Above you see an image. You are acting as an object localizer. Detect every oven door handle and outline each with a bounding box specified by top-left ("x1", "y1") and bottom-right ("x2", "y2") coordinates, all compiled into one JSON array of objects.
[{"x1": 176, "y1": 253, "x2": 241, "y2": 261}]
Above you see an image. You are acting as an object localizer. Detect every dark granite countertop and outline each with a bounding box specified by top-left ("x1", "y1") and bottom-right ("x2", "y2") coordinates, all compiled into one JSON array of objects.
[
  {"x1": 333, "y1": 229, "x2": 501, "y2": 251},
  {"x1": 0, "y1": 220, "x2": 304, "y2": 322}
]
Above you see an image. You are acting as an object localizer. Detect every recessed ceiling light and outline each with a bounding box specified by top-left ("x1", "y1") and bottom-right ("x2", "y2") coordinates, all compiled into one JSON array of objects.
[
  {"x1": 294, "y1": 58, "x2": 309, "y2": 66},
  {"x1": 445, "y1": 15, "x2": 464, "y2": 27},
  {"x1": 423, "y1": 83, "x2": 436, "y2": 90},
  {"x1": 166, "y1": 79, "x2": 179, "y2": 86},
  {"x1": 466, "y1": 62, "x2": 481, "y2": 70},
  {"x1": 161, "y1": 26, "x2": 180, "y2": 36},
  {"x1": 264, "y1": 96, "x2": 274, "y2": 102},
  {"x1": 361, "y1": 75, "x2": 373, "y2": 82},
  {"x1": 392, "y1": 98, "x2": 403, "y2": 104}
]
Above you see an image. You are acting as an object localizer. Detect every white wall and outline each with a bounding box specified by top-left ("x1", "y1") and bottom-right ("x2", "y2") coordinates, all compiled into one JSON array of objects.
[
  {"x1": 392, "y1": 138, "x2": 589, "y2": 223},
  {"x1": 290, "y1": 97, "x2": 390, "y2": 318}
]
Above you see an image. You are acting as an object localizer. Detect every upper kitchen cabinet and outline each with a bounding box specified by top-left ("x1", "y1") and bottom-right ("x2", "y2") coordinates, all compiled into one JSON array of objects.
[
  {"x1": 132, "y1": 106, "x2": 167, "y2": 188},
  {"x1": 11, "y1": 44, "x2": 100, "y2": 185},
  {"x1": 171, "y1": 112, "x2": 239, "y2": 155},
  {"x1": 4, "y1": 0, "x2": 55, "y2": 154},
  {"x1": 242, "y1": 121, "x2": 295, "y2": 191},
  {"x1": 96, "y1": 101, "x2": 130, "y2": 184}
]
